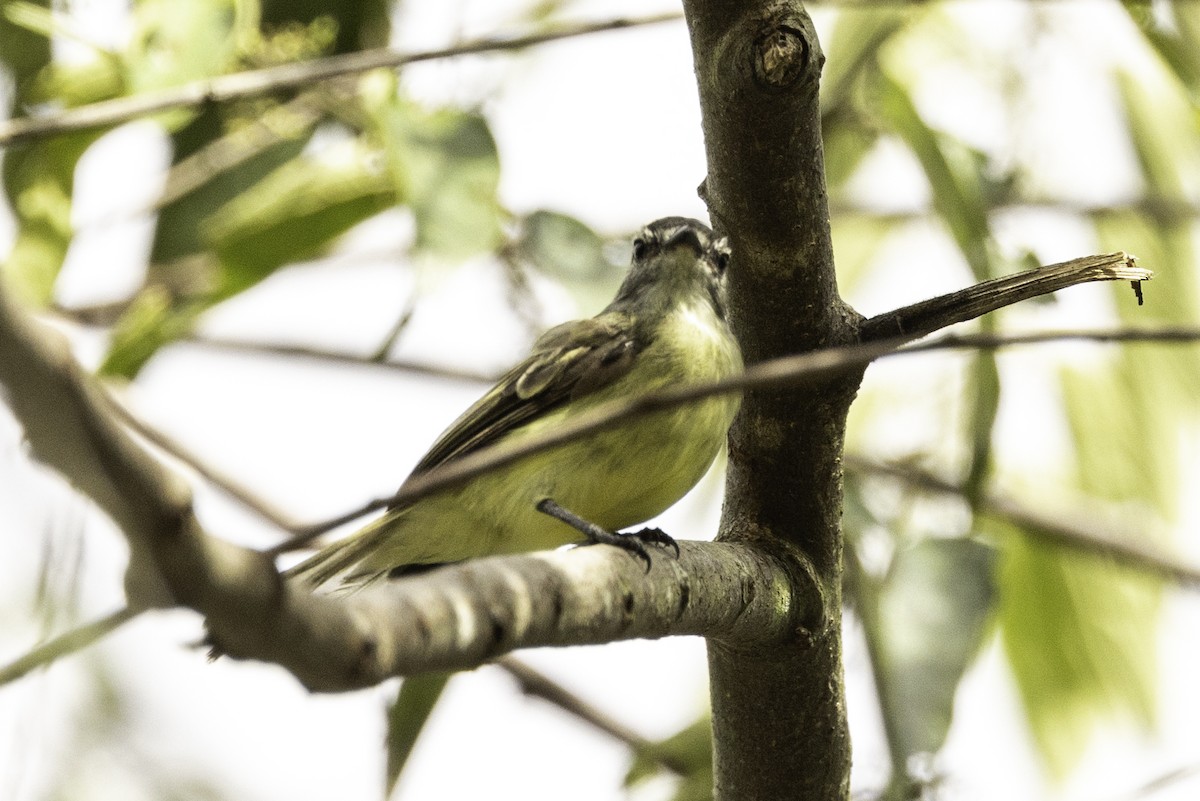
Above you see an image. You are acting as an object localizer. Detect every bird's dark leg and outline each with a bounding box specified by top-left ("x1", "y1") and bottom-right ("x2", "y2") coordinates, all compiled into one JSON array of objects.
[{"x1": 535, "y1": 498, "x2": 679, "y2": 572}]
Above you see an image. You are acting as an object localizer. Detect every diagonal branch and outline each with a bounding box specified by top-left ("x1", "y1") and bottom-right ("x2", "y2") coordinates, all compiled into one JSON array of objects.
[
  {"x1": 860, "y1": 252, "x2": 1150, "y2": 343},
  {"x1": 0, "y1": 13, "x2": 683, "y2": 147},
  {"x1": 495, "y1": 657, "x2": 690, "y2": 775},
  {"x1": 101, "y1": 392, "x2": 308, "y2": 533},
  {"x1": 846, "y1": 455, "x2": 1200, "y2": 587},
  {"x1": 274, "y1": 323, "x2": 1198, "y2": 555},
  {"x1": 0, "y1": 607, "x2": 139, "y2": 685}
]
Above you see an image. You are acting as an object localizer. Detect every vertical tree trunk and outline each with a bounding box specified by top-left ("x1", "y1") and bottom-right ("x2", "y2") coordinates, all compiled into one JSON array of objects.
[{"x1": 683, "y1": 3, "x2": 863, "y2": 798}]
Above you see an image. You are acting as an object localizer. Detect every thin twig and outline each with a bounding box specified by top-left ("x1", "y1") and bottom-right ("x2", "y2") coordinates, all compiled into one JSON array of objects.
[
  {"x1": 860, "y1": 252, "x2": 1151, "y2": 342},
  {"x1": 0, "y1": 607, "x2": 139, "y2": 685},
  {"x1": 0, "y1": 13, "x2": 683, "y2": 147},
  {"x1": 1099, "y1": 762, "x2": 1200, "y2": 801},
  {"x1": 495, "y1": 656, "x2": 689, "y2": 775},
  {"x1": 272, "y1": 323, "x2": 1199, "y2": 553},
  {"x1": 183, "y1": 334, "x2": 500, "y2": 384},
  {"x1": 828, "y1": 196, "x2": 1200, "y2": 223},
  {"x1": 846, "y1": 456, "x2": 1200, "y2": 587},
  {"x1": 100, "y1": 391, "x2": 307, "y2": 533},
  {"x1": 49, "y1": 304, "x2": 500, "y2": 382}
]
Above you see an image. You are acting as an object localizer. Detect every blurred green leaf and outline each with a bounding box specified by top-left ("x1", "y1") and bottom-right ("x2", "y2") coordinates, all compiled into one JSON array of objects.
[
  {"x1": 516, "y1": 210, "x2": 623, "y2": 310},
  {"x1": 126, "y1": 0, "x2": 237, "y2": 93},
  {"x1": 98, "y1": 286, "x2": 199, "y2": 377},
  {"x1": 1115, "y1": 70, "x2": 1199, "y2": 201},
  {"x1": 875, "y1": 67, "x2": 1006, "y2": 509},
  {"x1": 822, "y1": 114, "x2": 878, "y2": 195},
  {"x1": 1062, "y1": 361, "x2": 1180, "y2": 519},
  {"x1": 386, "y1": 673, "x2": 451, "y2": 794},
  {"x1": 204, "y1": 142, "x2": 395, "y2": 296},
  {"x1": 518, "y1": 210, "x2": 609, "y2": 282},
  {"x1": 0, "y1": 0, "x2": 100, "y2": 306},
  {"x1": 102, "y1": 139, "x2": 393, "y2": 376},
  {"x1": 822, "y1": 8, "x2": 912, "y2": 120},
  {"x1": 820, "y1": 8, "x2": 922, "y2": 192},
  {"x1": 963, "y1": 351, "x2": 999, "y2": 499},
  {"x1": 829, "y1": 212, "x2": 898, "y2": 294},
  {"x1": 0, "y1": 0, "x2": 49, "y2": 81},
  {"x1": 996, "y1": 524, "x2": 1160, "y2": 776},
  {"x1": 625, "y1": 716, "x2": 713, "y2": 801},
  {"x1": 150, "y1": 112, "x2": 312, "y2": 265},
  {"x1": 2, "y1": 141, "x2": 78, "y2": 304},
  {"x1": 875, "y1": 70, "x2": 996, "y2": 281},
  {"x1": 1082, "y1": 62, "x2": 1200, "y2": 512},
  {"x1": 261, "y1": 0, "x2": 391, "y2": 53},
  {"x1": 375, "y1": 99, "x2": 504, "y2": 259},
  {"x1": 876, "y1": 538, "x2": 995, "y2": 760},
  {"x1": 27, "y1": 56, "x2": 124, "y2": 107},
  {"x1": 1105, "y1": 65, "x2": 1200, "y2": 339},
  {"x1": 1028, "y1": 348, "x2": 1172, "y2": 777},
  {"x1": 3, "y1": 1, "x2": 65, "y2": 43},
  {"x1": 1123, "y1": 2, "x2": 1200, "y2": 98}
]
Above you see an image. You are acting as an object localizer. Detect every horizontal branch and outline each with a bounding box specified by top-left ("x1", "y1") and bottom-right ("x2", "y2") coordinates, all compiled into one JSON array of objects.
[
  {"x1": 846, "y1": 455, "x2": 1200, "y2": 587},
  {"x1": 829, "y1": 196, "x2": 1200, "y2": 223},
  {"x1": 211, "y1": 541, "x2": 812, "y2": 691},
  {"x1": 860, "y1": 252, "x2": 1151, "y2": 342},
  {"x1": 0, "y1": 279, "x2": 817, "y2": 688},
  {"x1": 186, "y1": 334, "x2": 499, "y2": 384},
  {"x1": 51, "y1": 307, "x2": 502, "y2": 384},
  {"x1": 0, "y1": 13, "x2": 683, "y2": 147}
]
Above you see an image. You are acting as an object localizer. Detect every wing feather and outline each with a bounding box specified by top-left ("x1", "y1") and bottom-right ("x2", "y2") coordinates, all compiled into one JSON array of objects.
[{"x1": 408, "y1": 312, "x2": 640, "y2": 477}]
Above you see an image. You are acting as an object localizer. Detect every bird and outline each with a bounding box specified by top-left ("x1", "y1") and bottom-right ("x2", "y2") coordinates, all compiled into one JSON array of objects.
[{"x1": 287, "y1": 216, "x2": 743, "y2": 588}]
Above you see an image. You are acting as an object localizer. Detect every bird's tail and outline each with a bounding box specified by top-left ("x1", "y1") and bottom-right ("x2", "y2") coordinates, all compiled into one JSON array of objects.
[{"x1": 283, "y1": 510, "x2": 401, "y2": 590}]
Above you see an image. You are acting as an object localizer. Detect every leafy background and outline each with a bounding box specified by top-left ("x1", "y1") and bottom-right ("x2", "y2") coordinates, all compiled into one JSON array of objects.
[{"x1": 1, "y1": 1, "x2": 1199, "y2": 800}]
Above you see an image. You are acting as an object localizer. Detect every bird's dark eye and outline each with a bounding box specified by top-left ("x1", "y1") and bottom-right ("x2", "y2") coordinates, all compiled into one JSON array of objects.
[
  {"x1": 632, "y1": 237, "x2": 650, "y2": 261},
  {"x1": 714, "y1": 251, "x2": 730, "y2": 274}
]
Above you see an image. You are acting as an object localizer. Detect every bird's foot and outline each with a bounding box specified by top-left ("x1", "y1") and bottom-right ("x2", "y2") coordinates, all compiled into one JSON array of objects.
[{"x1": 535, "y1": 498, "x2": 678, "y2": 572}]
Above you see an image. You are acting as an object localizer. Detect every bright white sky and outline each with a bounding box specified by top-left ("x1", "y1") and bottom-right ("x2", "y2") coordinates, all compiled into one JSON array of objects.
[{"x1": 2, "y1": 2, "x2": 1199, "y2": 801}]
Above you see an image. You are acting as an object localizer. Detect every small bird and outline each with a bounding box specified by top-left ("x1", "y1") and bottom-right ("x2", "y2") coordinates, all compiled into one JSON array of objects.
[{"x1": 288, "y1": 217, "x2": 743, "y2": 588}]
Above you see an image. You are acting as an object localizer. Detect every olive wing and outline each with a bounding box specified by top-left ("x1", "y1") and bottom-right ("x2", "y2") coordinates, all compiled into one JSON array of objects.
[{"x1": 408, "y1": 313, "x2": 641, "y2": 477}]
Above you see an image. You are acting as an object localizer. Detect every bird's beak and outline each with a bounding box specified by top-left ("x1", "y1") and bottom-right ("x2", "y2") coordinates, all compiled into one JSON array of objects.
[{"x1": 663, "y1": 225, "x2": 705, "y2": 255}]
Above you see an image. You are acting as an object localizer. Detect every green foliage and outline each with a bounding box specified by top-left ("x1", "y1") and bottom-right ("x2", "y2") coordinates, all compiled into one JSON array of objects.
[
  {"x1": 820, "y1": 8, "x2": 911, "y2": 191},
  {"x1": 843, "y1": 477, "x2": 996, "y2": 789},
  {"x1": 996, "y1": 528, "x2": 1160, "y2": 775},
  {"x1": 126, "y1": 0, "x2": 238, "y2": 93},
  {"x1": 874, "y1": 70, "x2": 998, "y2": 282},
  {"x1": 386, "y1": 673, "x2": 452, "y2": 794},
  {"x1": 206, "y1": 143, "x2": 395, "y2": 295},
  {"x1": 875, "y1": 537, "x2": 996, "y2": 761},
  {"x1": 515, "y1": 210, "x2": 624, "y2": 311},
  {"x1": 624, "y1": 717, "x2": 714, "y2": 801},
  {"x1": 1123, "y1": 1, "x2": 1200, "y2": 98},
  {"x1": 372, "y1": 96, "x2": 504, "y2": 259},
  {"x1": 0, "y1": 0, "x2": 102, "y2": 305},
  {"x1": 832, "y1": 1, "x2": 1196, "y2": 785},
  {"x1": 99, "y1": 286, "x2": 199, "y2": 377},
  {"x1": 1, "y1": 135, "x2": 91, "y2": 304}
]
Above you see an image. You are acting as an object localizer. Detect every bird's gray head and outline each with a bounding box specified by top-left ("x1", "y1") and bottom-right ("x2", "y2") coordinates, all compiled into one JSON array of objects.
[{"x1": 611, "y1": 217, "x2": 731, "y2": 318}]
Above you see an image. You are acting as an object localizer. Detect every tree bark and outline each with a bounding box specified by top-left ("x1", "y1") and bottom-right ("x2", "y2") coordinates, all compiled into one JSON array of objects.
[{"x1": 684, "y1": 2, "x2": 860, "y2": 799}]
